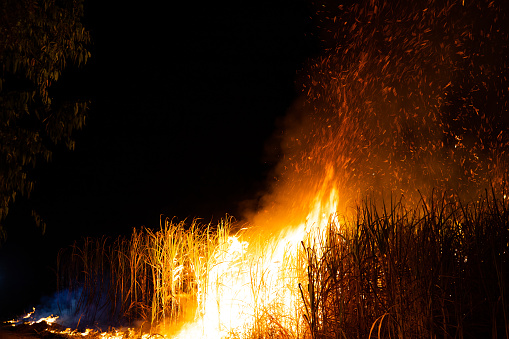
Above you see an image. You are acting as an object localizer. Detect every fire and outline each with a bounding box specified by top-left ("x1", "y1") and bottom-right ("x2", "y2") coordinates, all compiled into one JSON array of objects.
[
  {"x1": 8, "y1": 176, "x2": 339, "y2": 339},
  {"x1": 5, "y1": 307, "x2": 59, "y2": 326},
  {"x1": 33, "y1": 315, "x2": 59, "y2": 325},
  {"x1": 6, "y1": 0, "x2": 509, "y2": 337},
  {"x1": 175, "y1": 169, "x2": 340, "y2": 338}
]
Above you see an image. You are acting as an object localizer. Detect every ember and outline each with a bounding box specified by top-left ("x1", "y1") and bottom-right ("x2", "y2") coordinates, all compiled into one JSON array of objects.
[{"x1": 5, "y1": 0, "x2": 509, "y2": 338}]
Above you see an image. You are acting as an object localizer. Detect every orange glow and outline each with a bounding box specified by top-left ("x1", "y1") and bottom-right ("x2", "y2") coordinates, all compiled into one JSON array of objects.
[
  {"x1": 6, "y1": 308, "x2": 58, "y2": 326},
  {"x1": 13, "y1": 167, "x2": 340, "y2": 339},
  {"x1": 173, "y1": 167, "x2": 340, "y2": 338},
  {"x1": 8, "y1": 0, "x2": 509, "y2": 337}
]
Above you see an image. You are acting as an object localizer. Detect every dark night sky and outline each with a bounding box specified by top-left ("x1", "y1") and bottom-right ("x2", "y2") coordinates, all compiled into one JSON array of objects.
[{"x1": 0, "y1": 0, "x2": 320, "y2": 318}]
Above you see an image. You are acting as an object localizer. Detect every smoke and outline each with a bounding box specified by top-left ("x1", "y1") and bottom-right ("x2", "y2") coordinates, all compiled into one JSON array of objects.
[
  {"x1": 19, "y1": 286, "x2": 127, "y2": 331},
  {"x1": 243, "y1": 0, "x2": 509, "y2": 230},
  {"x1": 21, "y1": 289, "x2": 80, "y2": 326}
]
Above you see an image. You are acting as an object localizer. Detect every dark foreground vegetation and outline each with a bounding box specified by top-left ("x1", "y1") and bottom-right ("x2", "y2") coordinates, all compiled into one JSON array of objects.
[{"x1": 300, "y1": 189, "x2": 508, "y2": 339}]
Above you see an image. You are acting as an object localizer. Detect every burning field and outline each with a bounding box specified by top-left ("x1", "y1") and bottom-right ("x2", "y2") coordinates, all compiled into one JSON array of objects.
[
  {"x1": 4, "y1": 0, "x2": 509, "y2": 337},
  {"x1": 4, "y1": 196, "x2": 509, "y2": 338}
]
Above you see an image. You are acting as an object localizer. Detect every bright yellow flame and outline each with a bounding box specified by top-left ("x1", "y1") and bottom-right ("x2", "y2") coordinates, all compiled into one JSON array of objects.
[
  {"x1": 23, "y1": 308, "x2": 36, "y2": 319},
  {"x1": 5, "y1": 308, "x2": 59, "y2": 326},
  {"x1": 174, "y1": 167, "x2": 340, "y2": 338},
  {"x1": 34, "y1": 314, "x2": 59, "y2": 325},
  {"x1": 11, "y1": 167, "x2": 341, "y2": 339}
]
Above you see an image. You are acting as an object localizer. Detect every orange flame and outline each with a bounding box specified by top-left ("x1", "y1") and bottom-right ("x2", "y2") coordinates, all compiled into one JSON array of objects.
[{"x1": 174, "y1": 167, "x2": 340, "y2": 338}]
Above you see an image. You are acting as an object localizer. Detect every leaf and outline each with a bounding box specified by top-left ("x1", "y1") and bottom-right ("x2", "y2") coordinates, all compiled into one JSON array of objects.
[{"x1": 0, "y1": 0, "x2": 91, "y2": 234}]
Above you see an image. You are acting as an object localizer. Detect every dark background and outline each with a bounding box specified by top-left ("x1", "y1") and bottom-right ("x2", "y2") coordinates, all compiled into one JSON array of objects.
[{"x1": 0, "y1": 0, "x2": 320, "y2": 319}]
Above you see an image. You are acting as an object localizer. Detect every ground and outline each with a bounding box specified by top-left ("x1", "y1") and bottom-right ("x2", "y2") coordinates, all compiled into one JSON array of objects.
[{"x1": 0, "y1": 323, "x2": 73, "y2": 339}]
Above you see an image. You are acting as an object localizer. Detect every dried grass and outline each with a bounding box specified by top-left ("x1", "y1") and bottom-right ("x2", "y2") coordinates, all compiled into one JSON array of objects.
[{"x1": 58, "y1": 189, "x2": 508, "y2": 338}]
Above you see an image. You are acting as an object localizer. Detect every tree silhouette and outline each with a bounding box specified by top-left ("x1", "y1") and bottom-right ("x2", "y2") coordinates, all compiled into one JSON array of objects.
[{"x1": 0, "y1": 0, "x2": 91, "y2": 239}]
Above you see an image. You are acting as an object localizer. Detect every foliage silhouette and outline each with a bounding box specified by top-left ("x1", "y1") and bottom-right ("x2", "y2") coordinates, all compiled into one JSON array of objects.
[{"x1": 0, "y1": 0, "x2": 91, "y2": 239}]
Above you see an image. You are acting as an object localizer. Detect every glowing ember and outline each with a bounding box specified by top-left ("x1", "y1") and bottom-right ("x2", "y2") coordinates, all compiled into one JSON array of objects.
[
  {"x1": 23, "y1": 308, "x2": 35, "y2": 320},
  {"x1": 34, "y1": 315, "x2": 59, "y2": 325},
  {"x1": 5, "y1": 308, "x2": 58, "y2": 326},
  {"x1": 6, "y1": 0, "x2": 509, "y2": 338},
  {"x1": 176, "y1": 0, "x2": 509, "y2": 334}
]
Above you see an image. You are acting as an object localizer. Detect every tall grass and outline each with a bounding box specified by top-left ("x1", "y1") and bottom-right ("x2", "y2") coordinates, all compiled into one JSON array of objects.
[
  {"x1": 57, "y1": 217, "x2": 230, "y2": 332},
  {"x1": 236, "y1": 227, "x2": 309, "y2": 339},
  {"x1": 299, "y1": 189, "x2": 509, "y2": 339},
  {"x1": 57, "y1": 190, "x2": 508, "y2": 338}
]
